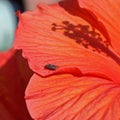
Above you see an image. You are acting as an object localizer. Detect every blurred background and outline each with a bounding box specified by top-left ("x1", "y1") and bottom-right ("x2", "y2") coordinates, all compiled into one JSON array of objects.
[
  {"x1": 0, "y1": 0, "x2": 63, "y2": 51},
  {"x1": 0, "y1": 1, "x2": 32, "y2": 120},
  {"x1": 0, "y1": 0, "x2": 62, "y2": 120},
  {"x1": 0, "y1": 0, "x2": 24, "y2": 51}
]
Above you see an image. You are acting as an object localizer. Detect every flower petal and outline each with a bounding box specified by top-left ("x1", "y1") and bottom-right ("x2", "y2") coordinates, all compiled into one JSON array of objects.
[
  {"x1": 14, "y1": 2, "x2": 120, "y2": 82},
  {"x1": 78, "y1": 0, "x2": 120, "y2": 55},
  {"x1": 0, "y1": 50, "x2": 33, "y2": 120},
  {"x1": 0, "y1": 48, "x2": 15, "y2": 67},
  {"x1": 25, "y1": 74, "x2": 120, "y2": 120}
]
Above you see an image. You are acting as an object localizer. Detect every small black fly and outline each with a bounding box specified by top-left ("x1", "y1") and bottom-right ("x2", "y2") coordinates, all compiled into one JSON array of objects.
[{"x1": 44, "y1": 64, "x2": 58, "y2": 70}]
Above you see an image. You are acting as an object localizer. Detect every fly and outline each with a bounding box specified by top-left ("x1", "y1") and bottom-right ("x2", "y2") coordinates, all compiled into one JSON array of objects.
[{"x1": 44, "y1": 64, "x2": 58, "y2": 70}]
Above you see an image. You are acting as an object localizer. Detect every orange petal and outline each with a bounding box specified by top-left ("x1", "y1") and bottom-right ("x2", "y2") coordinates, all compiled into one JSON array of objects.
[
  {"x1": 14, "y1": 2, "x2": 120, "y2": 82},
  {"x1": 78, "y1": 0, "x2": 120, "y2": 55},
  {"x1": 25, "y1": 74, "x2": 120, "y2": 120}
]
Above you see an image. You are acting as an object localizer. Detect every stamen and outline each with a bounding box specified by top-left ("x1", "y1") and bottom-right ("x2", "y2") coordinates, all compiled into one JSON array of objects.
[
  {"x1": 51, "y1": 21, "x2": 110, "y2": 54},
  {"x1": 51, "y1": 21, "x2": 120, "y2": 65}
]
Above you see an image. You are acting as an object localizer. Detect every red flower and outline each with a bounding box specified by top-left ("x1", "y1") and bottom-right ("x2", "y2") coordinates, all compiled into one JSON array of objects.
[
  {"x1": 14, "y1": 0, "x2": 120, "y2": 119},
  {"x1": 0, "y1": 49, "x2": 33, "y2": 120}
]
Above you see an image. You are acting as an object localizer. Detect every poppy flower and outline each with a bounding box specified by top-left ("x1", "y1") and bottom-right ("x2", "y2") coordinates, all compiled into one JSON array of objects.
[
  {"x1": 0, "y1": 49, "x2": 33, "y2": 120},
  {"x1": 14, "y1": 0, "x2": 120, "y2": 119}
]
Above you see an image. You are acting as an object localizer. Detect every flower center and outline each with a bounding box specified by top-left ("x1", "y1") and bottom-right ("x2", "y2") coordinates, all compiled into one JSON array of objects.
[{"x1": 51, "y1": 21, "x2": 120, "y2": 65}]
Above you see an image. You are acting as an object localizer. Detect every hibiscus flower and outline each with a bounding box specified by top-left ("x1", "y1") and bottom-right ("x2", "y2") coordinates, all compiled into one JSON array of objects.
[
  {"x1": 0, "y1": 49, "x2": 33, "y2": 120},
  {"x1": 14, "y1": 0, "x2": 120, "y2": 119}
]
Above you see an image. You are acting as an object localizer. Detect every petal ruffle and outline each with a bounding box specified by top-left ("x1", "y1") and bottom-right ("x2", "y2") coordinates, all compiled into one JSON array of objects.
[
  {"x1": 25, "y1": 74, "x2": 120, "y2": 120},
  {"x1": 14, "y1": 3, "x2": 120, "y2": 82},
  {"x1": 78, "y1": 0, "x2": 120, "y2": 54}
]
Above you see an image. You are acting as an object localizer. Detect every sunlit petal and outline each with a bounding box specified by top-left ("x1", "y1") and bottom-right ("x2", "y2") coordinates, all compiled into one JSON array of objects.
[
  {"x1": 26, "y1": 74, "x2": 120, "y2": 120},
  {"x1": 14, "y1": 3, "x2": 120, "y2": 82}
]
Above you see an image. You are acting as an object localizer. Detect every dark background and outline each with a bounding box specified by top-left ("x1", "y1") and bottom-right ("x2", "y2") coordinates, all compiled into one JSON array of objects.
[{"x1": 9, "y1": 0, "x2": 24, "y2": 12}]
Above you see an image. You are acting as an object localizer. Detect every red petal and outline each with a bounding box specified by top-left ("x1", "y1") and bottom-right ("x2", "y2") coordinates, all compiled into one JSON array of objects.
[
  {"x1": 0, "y1": 50, "x2": 33, "y2": 120},
  {"x1": 25, "y1": 74, "x2": 120, "y2": 120},
  {"x1": 78, "y1": 0, "x2": 120, "y2": 55},
  {"x1": 0, "y1": 48, "x2": 15, "y2": 67},
  {"x1": 14, "y1": 2, "x2": 120, "y2": 82}
]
